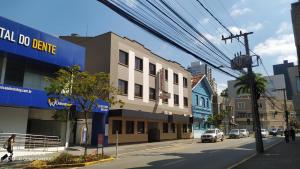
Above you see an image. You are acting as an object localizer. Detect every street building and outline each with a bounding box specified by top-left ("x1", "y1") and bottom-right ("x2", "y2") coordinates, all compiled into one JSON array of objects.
[
  {"x1": 62, "y1": 32, "x2": 193, "y2": 144},
  {"x1": 191, "y1": 74, "x2": 213, "y2": 138},
  {"x1": 273, "y1": 60, "x2": 294, "y2": 100},
  {"x1": 0, "y1": 16, "x2": 109, "y2": 145},
  {"x1": 287, "y1": 66, "x2": 300, "y2": 121},
  {"x1": 227, "y1": 74, "x2": 289, "y2": 131},
  {"x1": 291, "y1": 0, "x2": 300, "y2": 68}
]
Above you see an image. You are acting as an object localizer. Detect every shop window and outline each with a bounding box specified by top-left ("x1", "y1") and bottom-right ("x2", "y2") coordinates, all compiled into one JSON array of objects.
[
  {"x1": 4, "y1": 57, "x2": 25, "y2": 87},
  {"x1": 174, "y1": 94, "x2": 179, "y2": 105},
  {"x1": 149, "y1": 88, "x2": 156, "y2": 100},
  {"x1": 165, "y1": 69, "x2": 168, "y2": 81},
  {"x1": 188, "y1": 124, "x2": 192, "y2": 132},
  {"x1": 171, "y1": 123, "x2": 176, "y2": 133},
  {"x1": 112, "y1": 120, "x2": 122, "y2": 134},
  {"x1": 135, "y1": 84, "x2": 143, "y2": 98},
  {"x1": 163, "y1": 123, "x2": 169, "y2": 133},
  {"x1": 118, "y1": 79, "x2": 128, "y2": 95},
  {"x1": 137, "y1": 121, "x2": 145, "y2": 134},
  {"x1": 126, "y1": 121, "x2": 134, "y2": 134},
  {"x1": 135, "y1": 57, "x2": 143, "y2": 71},
  {"x1": 173, "y1": 73, "x2": 178, "y2": 84},
  {"x1": 184, "y1": 97, "x2": 188, "y2": 107},
  {"x1": 183, "y1": 77, "x2": 188, "y2": 88},
  {"x1": 183, "y1": 124, "x2": 188, "y2": 133},
  {"x1": 119, "y1": 50, "x2": 128, "y2": 66},
  {"x1": 149, "y1": 63, "x2": 156, "y2": 76}
]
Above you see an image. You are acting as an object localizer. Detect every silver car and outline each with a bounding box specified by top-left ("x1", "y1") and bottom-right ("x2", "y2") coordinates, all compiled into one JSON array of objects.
[
  {"x1": 229, "y1": 129, "x2": 241, "y2": 139},
  {"x1": 240, "y1": 129, "x2": 250, "y2": 137},
  {"x1": 261, "y1": 129, "x2": 268, "y2": 138}
]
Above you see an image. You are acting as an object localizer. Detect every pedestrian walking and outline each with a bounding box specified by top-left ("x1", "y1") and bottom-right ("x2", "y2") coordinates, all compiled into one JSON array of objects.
[
  {"x1": 290, "y1": 127, "x2": 296, "y2": 142},
  {"x1": 284, "y1": 129, "x2": 289, "y2": 143},
  {"x1": 1, "y1": 134, "x2": 16, "y2": 162}
]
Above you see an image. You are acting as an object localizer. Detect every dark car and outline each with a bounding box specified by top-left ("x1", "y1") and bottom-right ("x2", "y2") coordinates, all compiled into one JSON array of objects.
[{"x1": 269, "y1": 128, "x2": 277, "y2": 136}]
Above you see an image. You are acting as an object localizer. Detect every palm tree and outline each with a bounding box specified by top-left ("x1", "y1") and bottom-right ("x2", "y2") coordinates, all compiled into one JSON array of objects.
[{"x1": 234, "y1": 73, "x2": 267, "y2": 99}]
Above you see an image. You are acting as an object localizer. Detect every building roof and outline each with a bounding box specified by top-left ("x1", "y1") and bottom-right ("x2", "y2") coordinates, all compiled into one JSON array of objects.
[{"x1": 191, "y1": 74, "x2": 213, "y2": 94}]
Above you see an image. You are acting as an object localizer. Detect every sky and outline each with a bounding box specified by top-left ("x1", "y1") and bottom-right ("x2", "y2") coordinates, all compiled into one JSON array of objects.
[{"x1": 0, "y1": 0, "x2": 298, "y2": 94}]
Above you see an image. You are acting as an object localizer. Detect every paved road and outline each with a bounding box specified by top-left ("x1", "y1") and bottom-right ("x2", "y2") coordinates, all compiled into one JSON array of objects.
[{"x1": 83, "y1": 136, "x2": 282, "y2": 169}]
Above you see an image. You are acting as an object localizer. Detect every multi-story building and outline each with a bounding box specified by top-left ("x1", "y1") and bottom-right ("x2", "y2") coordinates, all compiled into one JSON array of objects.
[
  {"x1": 62, "y1": 32, "x2": 193, "y2": 144},
  {"x1": 191, "y1": 74, "x2": 213, "y2": 138},
  {"x1": 292, "y1": 0, "x2": 300, "y2": 68},
  {"x1": 227, "y1": 74, "x2": 288, "y2": 130},
  {"x1": 0, "y1": 17, "x2": 109, "y2": 145},
  {"x1": 288, "y1": 66, "x2": 300, "y2": 121},
  {"x1": 273, "y1": 60, "x2": 294, "y2": 100}
]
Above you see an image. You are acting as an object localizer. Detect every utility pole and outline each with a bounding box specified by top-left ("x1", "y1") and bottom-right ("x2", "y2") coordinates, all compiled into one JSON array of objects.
[
  {"x1": 222, "y1": 31, "x2": 264, "y2": 153},
  {"x1": 273, "y1": 88, "x2": 289, "y2": 129}
]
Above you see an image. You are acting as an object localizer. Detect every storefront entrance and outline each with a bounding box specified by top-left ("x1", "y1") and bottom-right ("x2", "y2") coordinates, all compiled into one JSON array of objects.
[{"x1": 148, "y1": 122, "x2": 160, "y2": 142}]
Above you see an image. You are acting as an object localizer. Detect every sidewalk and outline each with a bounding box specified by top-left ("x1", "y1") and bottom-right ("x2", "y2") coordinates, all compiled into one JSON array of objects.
[{"x1": 234, "y1": 137, "x2": 300, "y2": 169}]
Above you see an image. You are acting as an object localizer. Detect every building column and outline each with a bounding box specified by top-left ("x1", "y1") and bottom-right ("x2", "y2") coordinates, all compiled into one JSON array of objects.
[
  {"x1": 128, "y1": 50, "x2": 135, "y2": 100},
  {"x1": 168, "y1": 68, "x2": 174, "y2": 107},
  {"x1": 156, "y1": 63, "x2": 162, "y2": 105},
  {"x1": 178, "y1": 73, "x2": 184, "y2": 109},
  {"x1": 143, "y1": 57, "x2": 149, "y2": 103}
]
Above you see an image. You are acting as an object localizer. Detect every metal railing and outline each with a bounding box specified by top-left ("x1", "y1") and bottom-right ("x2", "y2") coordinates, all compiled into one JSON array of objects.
[{"x1": 0, "y1": 133, "x2": 61, "y2": 152}]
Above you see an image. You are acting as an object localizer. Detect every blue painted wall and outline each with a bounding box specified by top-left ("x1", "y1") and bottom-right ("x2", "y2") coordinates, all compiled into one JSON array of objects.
[{"x1": 192, "y1": 78, "x2": 212, "y2": 137}]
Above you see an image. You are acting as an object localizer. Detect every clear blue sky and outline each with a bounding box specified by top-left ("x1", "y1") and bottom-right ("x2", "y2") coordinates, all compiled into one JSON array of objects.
[{"x1": 0, "y1": 0, "x2": 297, "y2": 93}]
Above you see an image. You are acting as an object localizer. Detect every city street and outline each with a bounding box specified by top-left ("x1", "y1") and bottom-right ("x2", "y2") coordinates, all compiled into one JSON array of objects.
[{"x1": 83, "y1": 136, "x2": 282, "y2": 169}]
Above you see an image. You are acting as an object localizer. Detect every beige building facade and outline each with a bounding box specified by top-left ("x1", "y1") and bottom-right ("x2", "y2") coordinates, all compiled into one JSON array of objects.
[{"x1": 62, "y1": 32, "x2": 193, "y2": 144}]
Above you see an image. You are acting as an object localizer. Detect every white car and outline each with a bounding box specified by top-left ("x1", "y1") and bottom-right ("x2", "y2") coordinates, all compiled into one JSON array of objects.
[
  {"x1": 240, "y1": 129, "x2": 250, "y2": 137},
  {"x1": 201, "y1": 129, "x2": 224, "y2": 143},
  {"x1": 261, "y1": 129, "x2": 268, "y2": 138}
]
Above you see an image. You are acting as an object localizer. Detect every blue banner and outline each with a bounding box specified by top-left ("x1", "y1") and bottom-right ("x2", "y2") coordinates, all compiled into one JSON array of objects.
[
  {"x1": 0, "y1": 84, "x2": 109, "y2": 113},
  {"x1": 0, "y1": 16, "x2": 85, "y2": 70}
]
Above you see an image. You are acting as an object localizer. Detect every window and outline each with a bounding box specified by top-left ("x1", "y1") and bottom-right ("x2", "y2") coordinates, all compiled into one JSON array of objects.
[
  {"x1": 184, "y1": 97, "x2": 188, "y2": 107},
  {"x1": 4, "y1": 57, "x2": 25, "y2": 87},
  {"x1": 165, "y1": 69, "x2": 168, "y2": 81},
  {"x1": 135, "y1": 84, "x2": 143, "y2": 98},
  {"x1": 126, "y1": 121, "x2": 134, "y2": 134},
  {"x1": 206, "y1": 98, "x2": 209, "y2": 108},
  {"x1": 183, "y1": 124, "x2": 187, "y2": 133},
  {"x1": 163, "y1": 97, "x2": 168, "y2": 104},
  {"x1": 118, "y1": 79, "x2": 128, "y2": 95},
  {"x1": 196, "y1": 95, "x2": 199, "y2": 106},
  {"x1": 297, "y1": 76, "x2": 300, "y2": 92},
  {"x1": 163, "y1": 123, "x2": 169, "y2": 133},
  {"x1": 200, "y1": 97, "x2": 204, "y2": 107},
  {"x1": 188, "y1": 124, "x2": 192, "y2": 133},
  {"x1": 171, "y1": 123, "x2": 176, "y2": 133},
  {"x1": 149, "y1": 88, "x2": 156, "y2": 100},
  {"x1": 149, "y1": 63, "x2": 156, "y2": 76},
  {"x1": 173, "y1": 73, "x2": 178, "y2": 84},
  {"x1": 119, "y1": 50, "x2": 128, "y2": 66},
  {"x1": 174, "y1": 94, "x2": 179, "y2": 105},
  {"x1": 135, "y1": 57, "x2": 143, "y2": 71},
  {"x1": 137, "y1": 121, "x2": 145, "y2": 134},
  {"x1": 237, "y1": 102, "x2": 246, "y2": 109},
  {"x1": 112, "y1": 120, "x2": 122, "y2": 134},
  {"x1": 183, "y1": 77, "x2": 188, "y2": 88}
]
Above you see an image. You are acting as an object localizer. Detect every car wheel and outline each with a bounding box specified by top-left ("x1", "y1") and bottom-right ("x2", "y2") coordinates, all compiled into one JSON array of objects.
[
  {"x1": 214, "y1": 137, "x2": 217, "y2": 142},
  {"x1": 221, "y1": 136, "x2": 224, "y2": 141}
]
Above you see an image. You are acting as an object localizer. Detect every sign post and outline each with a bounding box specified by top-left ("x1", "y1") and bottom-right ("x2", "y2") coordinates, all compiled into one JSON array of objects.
[{"x1": 97, "y1": 134, "x2": 104, "y2": 157}]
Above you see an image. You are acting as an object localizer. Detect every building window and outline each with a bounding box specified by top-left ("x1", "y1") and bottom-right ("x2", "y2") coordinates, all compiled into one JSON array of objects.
[
  {"x1": 163, "y1": 123, "x2": 169, "y2": 133},
  {"x1": 149, "y1": 63, "x2": 156, "y2": 76},
  {"x1": 184, "y1": 97, "x2": 188, "y2": 107},
  {"x1": 135, "y1": 84, "x2": 143, "y2": 98},
  {"x1": 118, "y1": 79, "x2": 128, "y2": 95},
  {"x1": 183, "y1": 124, "x2": 188, "y2": 133},
  {"x1": 126, "y1": 121, "x2": 134, "y2": 134},
  {"x1": 183, "y1": 77, "x2": 188, "y2": 88},
  {"x1": 171, "y1": 123, "x2": 176, "y2": 133},
  {"x1": 237, "y1": 102, "x2": 246, "y2": 109},
  {"x1": 173, "y1": 73, "x2": 178, "y2": 84},
  {"x1": 112, "y1": 120, "x2": 122, "y2": 134},
  {"x1": 149, "y1": 88, "x2": 156, "y2": 100},
  {"x1": 188, "y1": 124, "x2": 192, "y2": 132},
  {"x1": 196, "y1": 95, "x2": 199, "y2": 106},
  {"x1": 163, "y1": 96, "x2": 168, "y2": 104},
  {"x1": 165, "y1": 69, "x2": 168, "y2": 81},
  {"x1": 206, "y1": 98, "x2": 209, "y2": 108},
  {"x1": 174, "y1": 94, "x2": 179, "y2": 105},
  {"x1": 135, "y1": 57, "x2": 143, "y2": 71},
  {"x1": 119, "y1": 50, "x2": 128, "y2": 66},
  {"x1": 137, "y1": 121, "x2": 145, "y2": 134}
]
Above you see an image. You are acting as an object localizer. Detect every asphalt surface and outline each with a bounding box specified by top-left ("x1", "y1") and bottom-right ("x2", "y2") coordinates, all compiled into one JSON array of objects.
[{"x1": 83, "y1": 136, "x2": 282, "y2": 169}]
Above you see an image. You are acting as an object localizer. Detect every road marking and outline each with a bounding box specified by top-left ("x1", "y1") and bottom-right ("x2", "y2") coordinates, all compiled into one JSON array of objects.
[
  {"x1": 161, "y1": 158, "x2": 185, "y2": 167},
  {"x1": 226, "y1": 138, "x2": 282, "y2": 169}
]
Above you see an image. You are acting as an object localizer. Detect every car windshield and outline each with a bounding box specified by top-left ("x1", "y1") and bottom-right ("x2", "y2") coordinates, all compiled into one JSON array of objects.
[
  {"x1": 205, "y1": 130, "x2": 215, "y2": 133},
  {"x1": 240, "y1": 129, "x2": 246, "y2": 132},
  {"x1": 230, "y1": 129, "x2": 239, "y2": 133},
  {"x1": 261, "y1": 129, "x2": 266, "y2": 132}
]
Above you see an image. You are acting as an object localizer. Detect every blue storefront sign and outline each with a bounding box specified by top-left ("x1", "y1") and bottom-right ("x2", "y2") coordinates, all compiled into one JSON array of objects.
[{"x1": 0, "y1": 16, "x2": 85, "y2": 69}]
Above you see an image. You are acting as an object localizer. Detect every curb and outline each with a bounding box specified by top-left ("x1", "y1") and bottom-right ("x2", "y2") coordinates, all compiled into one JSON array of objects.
[{"x1": 227, "y1": 139, "x2": 282, "y2": 169}]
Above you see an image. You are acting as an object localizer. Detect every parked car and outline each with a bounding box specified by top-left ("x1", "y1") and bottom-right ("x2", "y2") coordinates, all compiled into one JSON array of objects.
[
  {"x1": 261, "y1": 129, "x2": 269, "y2": 138},
  {"x1": 201, "y1": 129, "x2": 224, "y2": 143},
  {"x1": 269, "y1": 128, "x2": 278, "y2": 136},
  {"x1": 240, "y1": 129, "x2": 250, "y2": 137},
  {"x1": 229, "y1": 129, "x2": 241, "y2": 139},
  {"x1": 277, "y1": 128, "x2": 284, "y2": 136}
]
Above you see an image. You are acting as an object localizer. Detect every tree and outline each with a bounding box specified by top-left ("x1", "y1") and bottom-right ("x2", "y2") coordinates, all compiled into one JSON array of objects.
[
  {"x1": 45, "y1": 65, "x2": 124, "y2": 157},
  {"x1": 234, "y1": 73, "x2": 267, "y2": 99},
  {"x1": 220, "y1": 88, "x2": 228, "y2": 98},
  {"x1": 207, "y1": 110, "x2": 229, "y2": 128}
]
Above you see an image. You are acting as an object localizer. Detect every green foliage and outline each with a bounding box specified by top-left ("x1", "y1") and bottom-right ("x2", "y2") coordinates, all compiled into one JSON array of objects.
[
  {"x1": 52, "y1": 109, "x2": 68, "y2": 121},
  {"x1": 220, "y1": 88, "x2": 228, "y2": 97},
  {"x1": 234, "y1": 73, "x2": 267, "y2": 99},
  {"x1": 207, "y1": 110, "x2": 229, "y2": 128}
]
